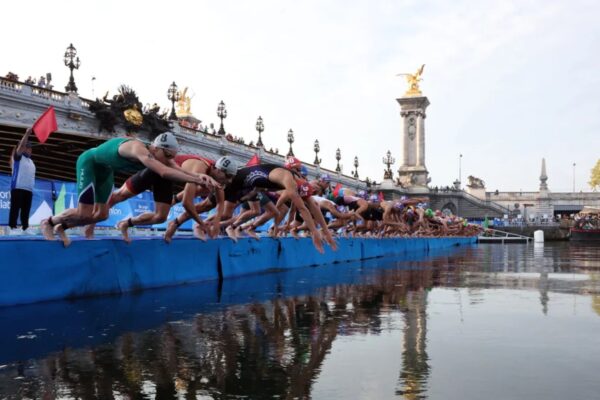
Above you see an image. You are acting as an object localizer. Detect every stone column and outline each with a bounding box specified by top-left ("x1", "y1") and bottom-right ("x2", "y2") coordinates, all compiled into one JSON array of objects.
[
  {"x1": 402, "y1": 112, "x2": 409, "y2": 166},
  {"x1": 416, "y1": 112, "x2": 425, "y2": 167},
  {"x1": 396, "y1": 96, "x2": 430, "y2": 193}
]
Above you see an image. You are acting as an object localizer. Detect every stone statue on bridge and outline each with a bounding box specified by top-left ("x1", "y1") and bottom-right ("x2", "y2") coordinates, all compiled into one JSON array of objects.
[{"x1": 467, "y1": 175, "x2": 486, "y2": 189}]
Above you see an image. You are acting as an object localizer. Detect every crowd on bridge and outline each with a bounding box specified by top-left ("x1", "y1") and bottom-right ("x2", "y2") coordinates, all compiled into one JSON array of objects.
[{"x1": 6, "y1": 127, "x2": 481, "y2": 251}]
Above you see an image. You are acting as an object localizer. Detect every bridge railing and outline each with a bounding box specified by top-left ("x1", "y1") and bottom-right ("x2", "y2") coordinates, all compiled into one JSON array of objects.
[
  {"x1": 492, "y1": 219, "x2": 560, "y2": 228},
  {"x1": 459, "y1": 190, "x2": 511, "y2": 215}
]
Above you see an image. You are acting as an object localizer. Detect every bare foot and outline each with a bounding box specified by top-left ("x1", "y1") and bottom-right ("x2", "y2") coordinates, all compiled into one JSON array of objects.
[
  {"x1": 83, "y1": 223, "x2": 95, "y2": 239},
  {"x1": 117, "y1": 220, "x2": 132, "y2": 244},
  {"x1": 244, "y1": 227, "x2": 260, "y2": 240},
  {"x1": 225, "y1": 225, "x2": 238, "y2": 242},
  {"x1": 53, "y1": 225, "x2": 71, "y2": 248},
  {"x1": 40, "y1": 219, "x2": 55, "y2": 240},
  {"x1": 164, "y1": 220, "x2": 178, "y2": 244},
  {"x1": 193, "y1": 225, "x2": 207, "y2": 242}
]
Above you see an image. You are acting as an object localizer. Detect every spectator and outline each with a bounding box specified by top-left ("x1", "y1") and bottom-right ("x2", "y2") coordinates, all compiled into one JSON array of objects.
[
  {"x1": 38, "y1": 76, "x2": 46, "y2": 88},
  {"x1": 8, "y1": 128, "x2": 36, "y2": 231}
]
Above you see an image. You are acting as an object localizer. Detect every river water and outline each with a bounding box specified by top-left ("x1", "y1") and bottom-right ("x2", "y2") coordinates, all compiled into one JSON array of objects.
[{"x1": 1, "y1": 242, "x2": 600, "y2": 399}]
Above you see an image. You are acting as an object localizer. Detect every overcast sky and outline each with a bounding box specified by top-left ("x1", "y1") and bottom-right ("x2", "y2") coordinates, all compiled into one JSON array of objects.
[{"x1": 2, "y1": 0, "x2": 599, "y2": 192}]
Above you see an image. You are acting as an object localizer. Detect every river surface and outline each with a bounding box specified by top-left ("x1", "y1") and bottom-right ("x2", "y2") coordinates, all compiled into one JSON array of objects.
[{"x1": 1, "y1": 242, "x2": 600, "y2": 399}]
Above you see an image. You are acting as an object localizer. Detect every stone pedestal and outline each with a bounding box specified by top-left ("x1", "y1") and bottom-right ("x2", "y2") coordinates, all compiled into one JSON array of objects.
[
  {"x1": 397, "y1": 96, "x2": 430, "y2": 192},
  {"x1": 536, "y1": 189, "x2": 553, "y2": 219},
  {"x1": 466, "y1": 186, "x2": 486, "y2": 200}
]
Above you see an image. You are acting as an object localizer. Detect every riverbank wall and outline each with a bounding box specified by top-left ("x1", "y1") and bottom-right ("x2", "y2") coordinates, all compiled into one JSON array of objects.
[{"x1": 0, "y1": 236, "x2": 476, "y2": 307}]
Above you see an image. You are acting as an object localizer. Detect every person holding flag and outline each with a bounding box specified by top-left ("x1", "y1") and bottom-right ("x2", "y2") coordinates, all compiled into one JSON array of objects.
[
  {"x1": 41, "y1": 132, "x2": 220, "y2": 247},
  {"x1": 8, "y1": 127, "x2": 36, "y2": 231},
  {"x1": 8, "y1": 106, "x2": 57, "y2": 231}
]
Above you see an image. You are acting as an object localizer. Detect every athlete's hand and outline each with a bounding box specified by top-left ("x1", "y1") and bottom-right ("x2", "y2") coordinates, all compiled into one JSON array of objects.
[
  {"x1": 323, "y1": 231, "x2": 338, "y2": 251},
  {"x1": 312, "y1": 234, "x2": 325, "y2": 254},
  {"x1": 208, "y1": 219, "x2": 220, "y2": 238},
  {"x1": 195, "y1": 174, "x2": 222, "y2": 190}
]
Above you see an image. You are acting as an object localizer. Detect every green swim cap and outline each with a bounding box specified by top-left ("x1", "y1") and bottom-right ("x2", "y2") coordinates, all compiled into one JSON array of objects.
[{"x1": 425, "y1": 208, "x2": 434, "y2": 218}]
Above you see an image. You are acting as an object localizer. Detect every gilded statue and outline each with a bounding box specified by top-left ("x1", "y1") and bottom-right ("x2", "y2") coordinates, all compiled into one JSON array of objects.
[
  {"x1": 396, "y1": 64, "x2": 425, "y2": 97},
  {"x1": 176, "y1": 87, "x2": 192, "y2": 117}
]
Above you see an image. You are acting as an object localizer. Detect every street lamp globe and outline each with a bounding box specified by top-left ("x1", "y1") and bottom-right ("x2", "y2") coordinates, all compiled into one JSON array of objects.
[
  {"x1": 167, "y1": 81, "x2": 180, "y2": 120},
  {"x1": 287, "y1": 129, "x2": 295, "y2": 156},
  {"x1": 256, "y1": 116, "x2": 264, "y2": 147},
  {"x1": 63, "y1": 43, "x2": 81, "y2": 93},
  {"x1": 313, "y1": 139, "x2": 321, "y2": 165},
  {"x1": 217, "y1": 101, "x2": 227, "y2": 135}
]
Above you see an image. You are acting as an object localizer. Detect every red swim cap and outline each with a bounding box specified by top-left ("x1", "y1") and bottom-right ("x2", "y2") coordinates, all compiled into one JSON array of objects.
[
  {"x1": 296, "y1": 179, "x2": 314, "y2": 198},
  {"x1": 285, "y1": 156, "x2": 302, "y2": 169}
]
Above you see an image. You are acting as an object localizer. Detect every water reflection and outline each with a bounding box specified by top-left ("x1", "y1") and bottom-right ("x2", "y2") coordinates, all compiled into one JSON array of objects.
[{"x1": 1, "y1": 243, "x2": 600, "y2": 399}]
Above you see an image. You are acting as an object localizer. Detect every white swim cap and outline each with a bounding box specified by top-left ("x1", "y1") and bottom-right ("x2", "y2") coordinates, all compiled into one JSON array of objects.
[
  {"x1": 152, "y1": 132, "x2": 179, "y2": 151},
  {"x1": 215, "y1": 156, "x2": 239, "y2": 176}
]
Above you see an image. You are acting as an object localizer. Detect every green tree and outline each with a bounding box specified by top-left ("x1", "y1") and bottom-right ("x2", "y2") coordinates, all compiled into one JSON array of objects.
[{"x1": 589, "y1": 159, "x2": 600, "y2": 191}]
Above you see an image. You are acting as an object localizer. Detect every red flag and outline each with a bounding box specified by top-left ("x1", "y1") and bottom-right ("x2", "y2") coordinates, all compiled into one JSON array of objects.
[
  {"x1": 246, "y1": 154, "x2": 260, "y2": 166},
  {"x1": 32, "y1": 106, "x2": 58, "y2": 144},
  {"x1": 332, "y1": 183, "x2": 342, "y2": 198}
]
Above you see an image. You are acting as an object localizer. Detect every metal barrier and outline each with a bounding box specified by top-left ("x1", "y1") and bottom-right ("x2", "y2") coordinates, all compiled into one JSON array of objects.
[{"x1": 478, "y1": 228, "x2": 532, "y2": 243}]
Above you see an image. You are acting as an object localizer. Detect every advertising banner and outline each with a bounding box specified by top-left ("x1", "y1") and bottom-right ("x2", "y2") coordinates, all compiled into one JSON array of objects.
[
  {"x1": 0, "y1": 175, "x2": 54, "y2": 226},
  {"x1": 2, "y1": 174, "x2": 214, "y2": 232}
]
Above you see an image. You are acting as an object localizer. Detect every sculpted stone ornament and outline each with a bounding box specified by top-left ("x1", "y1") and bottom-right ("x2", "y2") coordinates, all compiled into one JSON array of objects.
[
  {"x1": 89, "y1": 85, "x2": 171, "y2": 135},
  {"x1": 407, "y1": 116, "x2": 416, "y2": 140},
  {"x1": 398, "y1": 173, "x2": 414, "y2": 187},
  {"x1": 396, "y1": 64, "x2": 425, "y2": 97},
  {"x1": 467, "y1": 175, "x2": 486, "y2": 189}
]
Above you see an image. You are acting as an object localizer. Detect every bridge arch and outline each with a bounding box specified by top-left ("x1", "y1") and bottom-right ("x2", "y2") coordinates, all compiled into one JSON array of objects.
[{"x1": 441, "y1": 202, "x2": 457, "y2": 215}]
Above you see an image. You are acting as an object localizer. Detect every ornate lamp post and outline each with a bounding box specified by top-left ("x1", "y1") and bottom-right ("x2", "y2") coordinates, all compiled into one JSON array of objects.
[
  {"x1": 458, "y1": 153, "x2": 463, "y2": 188},
  {"x1": 287, "y1": 129, "x2": 295, "y2": 156},
  {"x1": 353, "y1": 156, "x2": 359, "y2": 178},
  {"x1": 335, "y1": 148, "x2": 341, "y2": 172},
  {"x1": 382, "y1": 150, "x2": 395, "y2": 179},
  {"x1": 255, "y1": 116, "x2": 264, "y2": 147},
  {"x1": 573, "y1": 162, "x2": 576, "y2": 192},
  {"x1": 217, "y1": 101, "x2": 227, "y2": 135},
  {"x1": 313, "y1": 139, "x2": 321, "y2": 165},
  {"x1": 167, "y1": 82, "x2": 180, "y2": 120},
  {"x1": 63, "y1": 43, "x2": 81, "y2": 93}
]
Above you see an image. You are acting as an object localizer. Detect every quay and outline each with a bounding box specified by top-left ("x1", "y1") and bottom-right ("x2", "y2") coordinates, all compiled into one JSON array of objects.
[{"x1": 0, "y1": 235, "x2": 475, "y2": 307}]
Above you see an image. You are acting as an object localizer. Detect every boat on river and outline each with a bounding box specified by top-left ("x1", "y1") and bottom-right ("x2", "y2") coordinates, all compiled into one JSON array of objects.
[{"x1": 570, "y1": 207, "x2": 600, "y2": 241}]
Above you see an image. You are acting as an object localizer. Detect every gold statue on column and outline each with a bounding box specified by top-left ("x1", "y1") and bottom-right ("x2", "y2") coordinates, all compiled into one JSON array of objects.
[
  {"x1": 176, "y1": 87, "x2": 193, "y2": 117},
  {"x1": 396, "y1": 64, "x2": 425, "y2": 97}
]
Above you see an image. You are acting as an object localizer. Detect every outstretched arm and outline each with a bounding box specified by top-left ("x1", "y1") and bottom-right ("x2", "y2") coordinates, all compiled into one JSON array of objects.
[
  {"x1": 16, "y1": 128, "x2": 32, "y2": 156},
  {"x1": 128, "y1": 144, "x2": 220, "y2": 188}
]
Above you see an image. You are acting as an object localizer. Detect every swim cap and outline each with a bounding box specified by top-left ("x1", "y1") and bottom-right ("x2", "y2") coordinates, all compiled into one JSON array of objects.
[
  {"x1": 215, "y1": 156, "x2": 239, "y2": 176},
  {"x1": 320, "y1": 173, "x2": 331, "y2": 183},
  {"x1": 152, "y1": 132, "x2": 179, "y2": 152},
  {"x1": 425, "y1": 208, "x2": 434, "y2": 218},
  {"x1": 284, "y1": 156, "x2": 301, "y2": 169},
  {"x1": 300, "y1": 165, "x2": 309, "y2": 177},
  {"x1": 296, "y1": 179, "x2": 314, "y2": 199}
]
